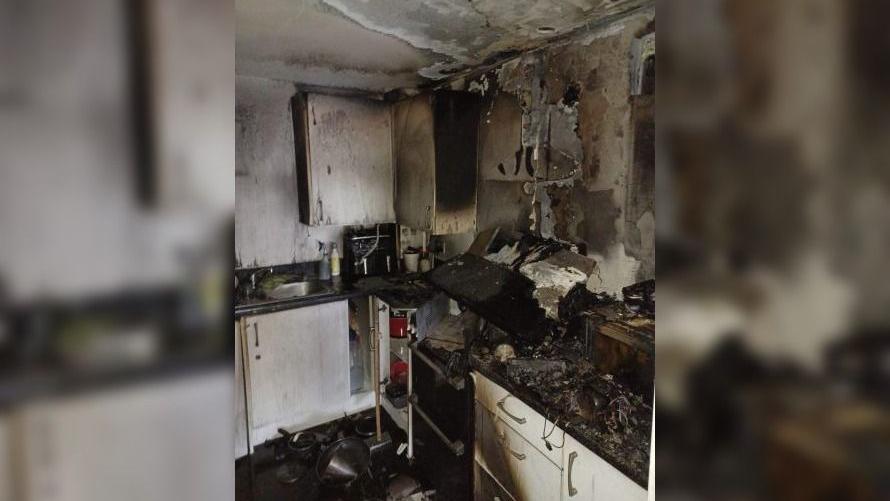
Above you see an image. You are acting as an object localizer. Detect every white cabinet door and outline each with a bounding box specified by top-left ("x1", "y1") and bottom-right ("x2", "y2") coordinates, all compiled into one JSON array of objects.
[
  {"x1": 244, "y1": 301, "x2": 350, "y2": 447},
  {"x1": 474, "y1": 371, "x2": 564, "y2": 467},
  {"x1": 376, "y1": 298, "x2": 390, "y2": 385},
  {"x1": 300, "y1": 94, "x2": 395, "y2": 226},
  {"x1": 393, "y1": 94, "x2": 435, "y2": 232},
  {"x1": 562, "y1": 433, "x2": 646, "y2": 501},
  {"x1": 235, "y1": 321, "x2": 248, "y2": 458},
  {"x1": 477, "y1": 405, "x2": 561, "y2": 501}
]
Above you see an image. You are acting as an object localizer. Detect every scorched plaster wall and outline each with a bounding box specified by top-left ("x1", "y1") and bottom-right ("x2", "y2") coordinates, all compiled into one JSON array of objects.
[
  {"x1": 466, "y1": 10, "x2": 655, "y2": 296},
  {"x1": 235, "y1": 76, "x2": 344, "y2": 268}
]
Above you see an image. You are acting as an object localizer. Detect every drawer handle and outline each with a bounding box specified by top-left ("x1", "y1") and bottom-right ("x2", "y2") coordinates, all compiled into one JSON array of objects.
[
  {"x1": 497, "y1": 432, "x2": 526, "y2": 461},
  {"x1": 497, "y1": 397, "x2": 527, "y2": 424},
  {"x1": 568, "y1": 451, "x2": 578, "y2": 496},
  {"x1": 253, "y1": 323, "x2": 261, "y2": 360}
]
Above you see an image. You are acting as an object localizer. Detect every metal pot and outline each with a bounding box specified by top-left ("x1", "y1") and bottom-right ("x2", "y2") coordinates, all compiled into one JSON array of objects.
[
  {"x1": 353, "y1": 415, "x2": 377, "y2": 438},
  {"x1": 289, "y1": 432, "x2": 319, "y2": 460},
  {"x1": 315, "y1": 437, "x2": 370, "y2": 485}
]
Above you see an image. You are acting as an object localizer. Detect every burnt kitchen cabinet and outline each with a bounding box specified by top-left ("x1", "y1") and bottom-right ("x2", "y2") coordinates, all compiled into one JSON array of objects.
[
  {"x1": 292, "y1": 93, "x2": 395, "y2": 226},
  {"x1": 394, "y1": 91, "x2": 481, "y2": 234},
  {"x1": 239, "y1": 301, "x2": 375, "y2": 450},
  {"x1": 472, "y1": 371, "x2": 648, "y2": 501},
  {"x1": 235, "y1": 321, "x2": 248, "y2": 459},
  {"x1": 561, "y1": 433, "x2": 647, "y2": 501}
]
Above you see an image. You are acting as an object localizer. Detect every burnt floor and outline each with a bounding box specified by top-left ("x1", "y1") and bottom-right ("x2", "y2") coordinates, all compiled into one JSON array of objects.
[{"x1": 235, "y1": 410, "x2": 469, "y2": 501}]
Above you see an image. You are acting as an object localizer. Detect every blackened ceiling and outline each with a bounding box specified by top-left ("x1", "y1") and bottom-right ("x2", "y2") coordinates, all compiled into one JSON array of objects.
[{"x1": 236, "y1": 0, "x2": 654, "y2": 93}]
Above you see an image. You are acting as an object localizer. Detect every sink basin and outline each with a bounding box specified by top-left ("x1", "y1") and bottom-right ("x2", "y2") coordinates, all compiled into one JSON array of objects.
[{"x1": 267, "y1": 280, "x2": 325, "y2": 299}]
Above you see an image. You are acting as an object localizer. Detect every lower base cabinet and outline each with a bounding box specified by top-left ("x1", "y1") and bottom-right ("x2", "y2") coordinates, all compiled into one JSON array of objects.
[
  {"x1": 474, "y1": 460, "x2": 515, "y2": 501},
  {"x1": 240, "y1": 301, "x2": 366, "y2": 449},
  {"x1": 473, "y1": 371, "x2": 648, "y2": 500},
  {"x1": 561, "y1": 428, "x2": 647, "y2": 501},
  {"x1": 475, "y1": 403, "x2": 561, "y2": 501}
]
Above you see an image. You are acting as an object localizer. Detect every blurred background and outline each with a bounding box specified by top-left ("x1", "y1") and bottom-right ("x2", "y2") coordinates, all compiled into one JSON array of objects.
[
  {"x1": 0, "y1": 0, "x2": 233, "y2": 500},
  {"x1": 657, "y1": 0, "x2": 890, "y2": 499}
]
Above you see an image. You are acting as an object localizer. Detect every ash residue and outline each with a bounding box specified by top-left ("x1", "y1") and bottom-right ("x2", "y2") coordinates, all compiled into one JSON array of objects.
[{"x1": 470, "y1": 317, "x2": 652, "y2": 485}]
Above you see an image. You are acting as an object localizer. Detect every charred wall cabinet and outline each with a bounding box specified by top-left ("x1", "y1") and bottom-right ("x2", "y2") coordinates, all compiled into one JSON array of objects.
[
  {"x1": 292, "y1": 93, "x2": 395, "y2": 226},
  {"x1": 394, "y1": 91, "x2": 480, "y2": 235}
]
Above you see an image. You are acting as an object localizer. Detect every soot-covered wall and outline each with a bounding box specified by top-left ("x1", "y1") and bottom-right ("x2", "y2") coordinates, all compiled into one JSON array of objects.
[
  {"x1": 235, "y1": 76, "x2": 343, "y2": 268},
  {"x1": 466, "y1": 11, "x2": 654, "y2": 295}
]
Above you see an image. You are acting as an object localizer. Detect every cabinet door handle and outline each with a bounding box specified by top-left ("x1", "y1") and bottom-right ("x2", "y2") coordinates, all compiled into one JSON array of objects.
[
  {"x1": 253, "y1": 323, "x2": 261, "y2": 359},
  {"x1": 497, "y1": 397, "x2": 526, "y2": 424},
  {"x1": 568, "y1": 451, "x2": 578, "y2": 497},
  {"x1": 497, "y1": 431, "x2": 526, "y2": 461}
]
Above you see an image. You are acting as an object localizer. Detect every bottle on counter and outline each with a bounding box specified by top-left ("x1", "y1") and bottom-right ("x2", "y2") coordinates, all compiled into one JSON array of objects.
[
  {"x1": 331, "y1": 243, "x2": 341, "y2": 277},
  {"x1": 319, "y1": 243, "x2": 331, "y2": 280}
]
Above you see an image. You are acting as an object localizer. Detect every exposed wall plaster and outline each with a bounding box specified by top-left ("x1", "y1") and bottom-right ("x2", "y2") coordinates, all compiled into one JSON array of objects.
[
  {"x1": 587, "y1": 243, "x2": 641, "y2": 297},
  {"x1": 468, "y1": 9, "x2": 655, "y2": 293},
  {"x1": 235, "y1": 76, "x2": 344, "y2": 268},
  {"x1": 520, "y1": 260, "x2": 588, "y2": 319}
]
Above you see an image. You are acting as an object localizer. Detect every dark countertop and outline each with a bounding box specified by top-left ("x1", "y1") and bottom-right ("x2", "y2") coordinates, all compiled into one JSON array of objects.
[
  {"x1": 470, "y1": 355, "x2": 650, "y2": 487},
  {"x1": 354, "y1": 274, "x2": 439, "y2": 310},
  {"x1": 468, "y1": 312, "x2": 653, "y2": 488},
  {"x1": 234, "y1": 273, "x2": 438, "y2": 318},
  {"x1": 234, "y1": 280, "x2": 366, "y2": 318},
  {"x1": 423, "y1": 251, "x2": 653, "y2": 486}
]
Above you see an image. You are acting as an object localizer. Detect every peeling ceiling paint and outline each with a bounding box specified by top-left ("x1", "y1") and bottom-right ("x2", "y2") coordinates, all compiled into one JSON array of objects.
[
  {"x1": 236, "y1": 0, "x2": 433, "y2": 91},
  {"x1": 236, "y1": 0, "x2": 654, "y2": 92}
]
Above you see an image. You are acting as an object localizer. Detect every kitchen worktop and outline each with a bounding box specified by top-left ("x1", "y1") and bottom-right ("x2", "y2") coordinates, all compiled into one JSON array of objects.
[
  {"x1": 234, "y1": 273, "x2": 439, "y2": 318},
  {"x1": 234, "y1": 280, "x2": 365, "y2": 318},
  {"x1": 468, "y1": 308, "x2": 653, "y2": 488},
  {"x1": 424, "y1": 248, "x2": 653, "y2": 486},
  {"x1": 353, "y1": 273, "x2": 439, "y2": 310}
]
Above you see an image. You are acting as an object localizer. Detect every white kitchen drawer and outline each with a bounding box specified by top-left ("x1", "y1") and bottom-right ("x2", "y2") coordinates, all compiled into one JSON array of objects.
[
  {"x1": 472, "y1": 371, "x2": 565, "y2": 467},
  {"x1": 474, "y1": 459, "x2": 516, "y2": 501},
  {"x1": 562, "y1": 432, "x2": 647, "y2": 501},
  {"x1": 477, "y1": 405, "x2": 561, "y2": 501}
]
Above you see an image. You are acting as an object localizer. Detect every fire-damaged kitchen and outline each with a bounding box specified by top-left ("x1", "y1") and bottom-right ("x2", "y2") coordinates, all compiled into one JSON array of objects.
[{"x1": 235, "y1": 1, "x2": 655, "y2": 500}]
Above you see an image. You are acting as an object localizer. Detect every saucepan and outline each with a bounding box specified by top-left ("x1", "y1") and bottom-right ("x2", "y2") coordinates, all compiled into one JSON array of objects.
[{"x1": 315, "y1": 436, "x2": 371, "y2": 485}]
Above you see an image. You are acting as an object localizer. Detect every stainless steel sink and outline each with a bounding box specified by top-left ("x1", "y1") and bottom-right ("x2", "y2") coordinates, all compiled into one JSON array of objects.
[{"x1": 267, "y1": 280, "x2": 326, "y2": 299}]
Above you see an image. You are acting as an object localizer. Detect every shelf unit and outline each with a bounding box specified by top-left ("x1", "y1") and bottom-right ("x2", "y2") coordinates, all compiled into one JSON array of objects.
[
  {"x1": 371, "y1": 293, "x2": 450, "y2": 463},
  {"x1": 389, "y1": 336, "x2": 411, "y2": 362},
  {"x1": 381, "y1": 393, "x2": 409, "y2": 432}
]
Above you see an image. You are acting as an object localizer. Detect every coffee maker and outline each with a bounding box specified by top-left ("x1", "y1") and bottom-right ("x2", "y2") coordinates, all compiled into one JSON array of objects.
[{"x1": 342, "y1": 224, "x2": 398, "y2": 282}]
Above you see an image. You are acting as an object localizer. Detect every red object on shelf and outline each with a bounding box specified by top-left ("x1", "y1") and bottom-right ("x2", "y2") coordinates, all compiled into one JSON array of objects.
[
  {"x1": 390, "y1": 360, "x2": 408, "y2": 385},
  {"x1": 389, "y1": 310, "x2": 408, "y2": 338}
]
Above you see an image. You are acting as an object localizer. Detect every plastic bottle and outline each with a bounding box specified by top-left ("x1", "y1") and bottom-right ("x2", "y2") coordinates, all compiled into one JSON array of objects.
[
  {"x1": 318, "y1": 243, "x2": 331, "y2": 280},
  {"x1": 331, "y1": 243, "x2": 341, "y2": 277}
]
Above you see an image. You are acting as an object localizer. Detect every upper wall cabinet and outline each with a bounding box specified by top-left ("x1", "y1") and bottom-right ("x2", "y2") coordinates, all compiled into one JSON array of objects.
[
  {"x1": 394, "y1": 91, "x2": 481, "y2": 235},
  {"x1": 292, "y1": 93, "x2": 395, "y2": 226}
]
